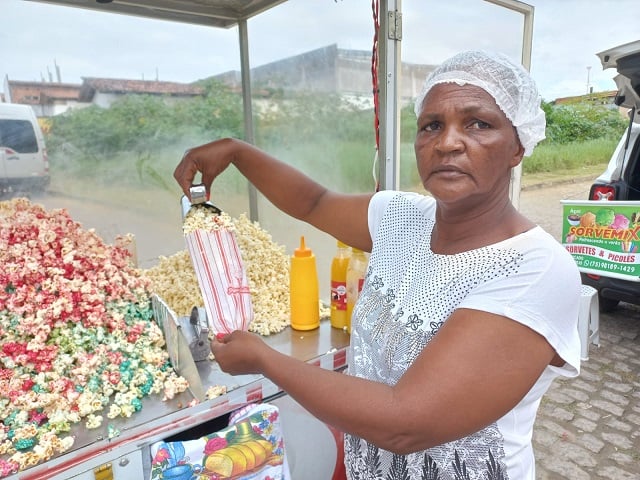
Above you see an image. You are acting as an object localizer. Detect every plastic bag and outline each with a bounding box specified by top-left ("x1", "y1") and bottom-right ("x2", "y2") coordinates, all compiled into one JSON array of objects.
[{"x1": 149, "y1": 403, "x2": 291, "y2": 480}]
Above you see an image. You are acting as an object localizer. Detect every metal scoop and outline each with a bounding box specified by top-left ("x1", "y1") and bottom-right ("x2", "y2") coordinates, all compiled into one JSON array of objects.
[{"x1": 181, "y1": 184, "x2": 222, "y2": 218}]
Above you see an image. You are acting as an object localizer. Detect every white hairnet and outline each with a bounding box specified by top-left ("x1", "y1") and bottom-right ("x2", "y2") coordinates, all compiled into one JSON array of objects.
[{"x1": 414, "y1": 50, "x2": 546, "y2": 156}]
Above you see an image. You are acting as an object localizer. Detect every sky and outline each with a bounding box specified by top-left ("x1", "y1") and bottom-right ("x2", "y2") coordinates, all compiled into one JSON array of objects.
[{"x1": 1, "y1": 0, "x2": 639, "y2": 102}]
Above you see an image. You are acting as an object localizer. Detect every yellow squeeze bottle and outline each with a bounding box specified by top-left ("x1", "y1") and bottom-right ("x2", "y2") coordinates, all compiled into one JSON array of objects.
[
  {"x1": 290, "y1": 236, "x2": 320, "y2": 331},
  {"x1": 330, "y1": 240, "x2": 351, "y2": 329}
]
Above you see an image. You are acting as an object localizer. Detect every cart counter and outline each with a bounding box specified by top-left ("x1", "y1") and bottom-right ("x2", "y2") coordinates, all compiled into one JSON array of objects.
[{"x1": 8, "y1": 322, "x2": 350, "y2": 480}]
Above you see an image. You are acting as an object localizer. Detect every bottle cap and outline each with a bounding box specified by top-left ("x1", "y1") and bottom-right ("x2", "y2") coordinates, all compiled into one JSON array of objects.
[
  {"x1": 294, "y1": 236, "x2": 313, "y2": 257},
  {"x1": 352, "y1": 247, "x2": 363, "y2": 254},
  {"x1": 337, "y1": 240, "x2": 348, "y2": 248}
]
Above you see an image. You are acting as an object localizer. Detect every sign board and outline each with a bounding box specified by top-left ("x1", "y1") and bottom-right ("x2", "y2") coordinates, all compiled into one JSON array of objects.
[{"x1": 561, "y1": 200, "x2": 640, "y2": 282}]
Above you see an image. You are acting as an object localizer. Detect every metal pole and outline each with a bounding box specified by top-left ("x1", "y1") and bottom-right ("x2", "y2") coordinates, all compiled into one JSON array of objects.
[
  {"x1": 238, "y1": 19, "x2": 260, "y2": 222},
  {"x1": 377, "y1": 0, "x2": 402, "y2": 191},
  {"x1": 485, "y1": 0, "x2": 535, "y2": 209}
]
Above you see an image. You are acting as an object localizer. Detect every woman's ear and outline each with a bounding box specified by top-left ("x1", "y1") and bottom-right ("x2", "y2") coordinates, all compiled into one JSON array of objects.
[
  {"x1": 510, "y1": 128, "x2": 526, "y2": 168},
  {"x1": 510, "y1": 144, "x2": 525, "y2": 168}
]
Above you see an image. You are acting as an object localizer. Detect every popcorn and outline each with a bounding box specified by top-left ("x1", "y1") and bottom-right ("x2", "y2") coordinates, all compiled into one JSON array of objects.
[
  {"x1": 12, "y1": 425, "x2": 37, "y2": 441},
  {"x1": 146, "y1": 213, "x2": 292, "y2": 335},
  {"x1": 107, "y1": 424, "x2": 121, "y2": 439},
  {"x1": 0, "y1": 198, "x2": 189, "y2": 476},
  {"x1": 145, "y1": 251, "x2": 201, "y2": 318},
  {"x1": 85, "y1": 414, "x2": 103, "y2": 430},
  {"x1": 163, "y1": 376, "x2": 190, "y2": 401},
  {"x1": 205, "y1": 385, "x2": 227, "y2": 400},
  {"x1": 232, "y1": 215, "x2": 291, "y2": 335},
  {"x1": 107, "y1": 405, "x2": 122, "y2": 419},
  {"x1": 183, "y1": 208, "x2": 235, "y2": 234}
]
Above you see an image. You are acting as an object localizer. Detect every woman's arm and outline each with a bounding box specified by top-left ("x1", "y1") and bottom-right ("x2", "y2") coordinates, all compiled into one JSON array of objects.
[
  {"x1": 174, "y1": 138, "x2": 374, "y2": 251},
  {"x1": 212, "y1": 308, "x2": 557, "y2": 454}
]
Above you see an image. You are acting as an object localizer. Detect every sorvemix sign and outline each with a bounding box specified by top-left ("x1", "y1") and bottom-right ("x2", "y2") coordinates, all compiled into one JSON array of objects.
[{"x1": 561, "y1": 200, "x2": 640, "y2": 282}]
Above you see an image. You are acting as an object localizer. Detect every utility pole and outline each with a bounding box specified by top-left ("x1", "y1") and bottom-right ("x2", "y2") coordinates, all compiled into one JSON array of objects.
[{"x1": 586, "y1": 66, "x2": 592, "y2": 95}]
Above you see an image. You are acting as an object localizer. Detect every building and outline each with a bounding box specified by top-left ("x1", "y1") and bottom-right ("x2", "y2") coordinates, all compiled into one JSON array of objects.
[
  {"x1": 213, "y1": 44, "x2": 436, "y2": 107},
  {"x1": 78, "y1": 77, "x2": 204, "y2": 108},
  {"x1": 2, "y1": 76, "x2": 205, "y2": 117},
  {"x1": 3, "y1": 78, "x2": 82, "y2": 117},
  {"x1": 4, "y1": 45, "x2": 435, "y2": 117}
]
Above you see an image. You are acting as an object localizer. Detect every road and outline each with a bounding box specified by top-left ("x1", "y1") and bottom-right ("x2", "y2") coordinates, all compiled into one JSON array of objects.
[
  {"x1": 24, "y1": 177, "x2": 592, "y2": 271},
  {"x1": 519, "y1": 177, "x2": 593, "y2": 242},
  {"x1": 533, "y1": 300, "x2": 640, "y2": 480}
]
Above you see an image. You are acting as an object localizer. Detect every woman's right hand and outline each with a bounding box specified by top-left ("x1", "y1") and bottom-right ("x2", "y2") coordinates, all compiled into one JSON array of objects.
[
  {"x1": 173, "y1": 138, "x2": 239, "y2": 200},
  {"x1": 174, "y1": 137, "x2": 374, "y2": 252}
]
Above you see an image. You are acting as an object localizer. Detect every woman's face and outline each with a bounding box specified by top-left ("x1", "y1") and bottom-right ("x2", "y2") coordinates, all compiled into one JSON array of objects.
[{"x1": 414, "y1": 83, "x2": 524, "y2": 208}]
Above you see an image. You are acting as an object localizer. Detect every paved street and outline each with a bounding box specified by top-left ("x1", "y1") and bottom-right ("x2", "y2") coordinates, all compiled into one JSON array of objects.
[
  {"x1": 533, "y1": 303, "x2": 640, "y2": 479},
  {"x1": 520, "y1": 178, "x2": 640, "y2": 479}
]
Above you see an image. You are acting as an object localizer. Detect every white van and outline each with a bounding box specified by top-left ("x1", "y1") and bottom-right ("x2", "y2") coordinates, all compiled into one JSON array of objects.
[{"x1": 0, "y1": 103, "x2": 50, "y2": 193}]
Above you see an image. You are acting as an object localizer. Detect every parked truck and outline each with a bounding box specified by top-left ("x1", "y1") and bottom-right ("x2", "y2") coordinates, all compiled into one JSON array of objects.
[{"x1": 576, "y1": 40, "x2": 640, "y2": 311}]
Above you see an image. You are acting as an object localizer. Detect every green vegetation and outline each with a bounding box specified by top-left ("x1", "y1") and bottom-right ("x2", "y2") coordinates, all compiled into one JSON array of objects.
[
  {"x1": 45, "y1": 89, "x2": 628, "y2": 195},
  {"x1": 523, "y1": 100, "x2": 626, "y2": 174},
  {"x1": 541, "y1": 100, "x2": 627, "y2": 144},
  {"x1": 524, "y1": 137, "x2": 620, "y2": 174}
]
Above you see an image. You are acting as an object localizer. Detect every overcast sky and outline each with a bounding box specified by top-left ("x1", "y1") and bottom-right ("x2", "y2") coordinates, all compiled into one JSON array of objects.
[{"x1": 1, "y1": 0, "x2": 639, "y2": 102}]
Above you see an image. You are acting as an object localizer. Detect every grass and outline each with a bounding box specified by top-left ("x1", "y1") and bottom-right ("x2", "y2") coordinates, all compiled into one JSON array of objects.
[
  {"x1": 49, "y1": 137, "x2": 614, "y2": 204},
  {"x1": 519, "y1": 138, "x2": 616, "y2": 188},
  {"x1": 524, "y1": 138, "x2": 617, "y2": 172}
]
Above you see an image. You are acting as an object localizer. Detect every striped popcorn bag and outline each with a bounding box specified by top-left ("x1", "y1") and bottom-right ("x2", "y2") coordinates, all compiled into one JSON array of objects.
[{"x1": 183, "y1": 201, "x2": 254, "y2": 334}]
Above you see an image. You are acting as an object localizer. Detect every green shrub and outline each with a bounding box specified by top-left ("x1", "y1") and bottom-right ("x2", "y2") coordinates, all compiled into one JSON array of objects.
[
  {"x1": 542, "y1": 101, "x2": 627, "y2": 144},
  {"x1": 46, "y1": 91, "x2": 624, "y2": 194}
]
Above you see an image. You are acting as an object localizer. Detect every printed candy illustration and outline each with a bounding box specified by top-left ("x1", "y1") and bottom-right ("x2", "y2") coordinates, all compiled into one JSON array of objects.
[
  {"x1": 595, "y1": 208, "x2": 615, "y2": 227},
  {"x1": 611, "y1": 213, "x2": 630, "y2": 230},
  {"x1": 579, "y1": 211, "x2": 596, "y2": 227},
  {"x1": 150, "y1": 404, "x2": 287, "y2": 479}
]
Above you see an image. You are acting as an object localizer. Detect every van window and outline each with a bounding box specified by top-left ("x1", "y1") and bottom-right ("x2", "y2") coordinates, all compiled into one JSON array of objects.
[{"x1": 0, "y1": 119, "x2": 39, "y2": 153}]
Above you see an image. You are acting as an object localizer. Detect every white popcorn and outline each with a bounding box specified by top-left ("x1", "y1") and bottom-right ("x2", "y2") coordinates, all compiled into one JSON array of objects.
[
  {"x1": 107, "y1": 404, "x2": 122, "y2": 419},
  {"x1": 85, "y1": 414, "x2": 103, "y2": 429},
  {"x1": 146, "y1": 213, "x2": 294, "y2": 336},
  {"x1": 182, "y1": 208, "x2": 235, "y2": 234},
  {"x1": 205, "y1": 385, "x2": 227, "y2": 400}
]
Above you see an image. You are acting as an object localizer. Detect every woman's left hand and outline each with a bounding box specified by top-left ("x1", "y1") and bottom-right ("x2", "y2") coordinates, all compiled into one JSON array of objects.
[{"x1": 211, "y1": 330, "x2": 271, "y2": 376}]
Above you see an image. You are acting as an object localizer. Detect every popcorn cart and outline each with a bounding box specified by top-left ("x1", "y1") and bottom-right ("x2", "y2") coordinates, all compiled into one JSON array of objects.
[
  {"x1": 8, "y1": 300, "x2": 350, "y2": 480},
  {"x1": 0, "y1": 196, "x2": 349, "y2": 480},
  {"x1": 3, "y1": 1, "x2": 535, "y2": 479}
]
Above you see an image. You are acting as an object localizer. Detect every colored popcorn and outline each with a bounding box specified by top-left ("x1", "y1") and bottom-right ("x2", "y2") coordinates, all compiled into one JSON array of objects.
[{"x1": 0, "y1": 198, "x2": 189, "y2": 476}]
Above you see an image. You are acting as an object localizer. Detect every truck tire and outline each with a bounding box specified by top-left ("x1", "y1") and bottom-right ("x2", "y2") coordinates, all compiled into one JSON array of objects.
[{"x1": 599, "y1": 295, "x2": 619, "y2": 313}]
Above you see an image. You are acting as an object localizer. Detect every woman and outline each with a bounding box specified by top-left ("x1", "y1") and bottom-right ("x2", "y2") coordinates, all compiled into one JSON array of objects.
[{"x1": 174, "y1": 50, "x2": 581, "y2": 479}]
